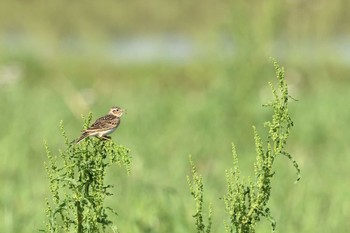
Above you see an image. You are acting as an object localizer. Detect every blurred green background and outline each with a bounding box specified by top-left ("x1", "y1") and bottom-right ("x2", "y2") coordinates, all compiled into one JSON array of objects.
[{"x1": 0, "y1": 1, "x2": 349, "y2": 232}]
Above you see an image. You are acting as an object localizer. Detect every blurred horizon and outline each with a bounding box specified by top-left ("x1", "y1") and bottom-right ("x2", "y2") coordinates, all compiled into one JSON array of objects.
[{"x1": 1, "y1": 1, "x2": 350, "y2": 65}]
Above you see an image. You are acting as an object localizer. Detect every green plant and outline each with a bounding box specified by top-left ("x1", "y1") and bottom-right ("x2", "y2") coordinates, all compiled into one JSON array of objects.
[
  {"x1": 43, "y1": 113, "x2": 131, "y2": 233},
  {"x1": 188, "y1": 60, "x2": 300, "y2": 233},
  {"x1": 187, "y1": 155, "x2": 212, "y2": 233}
]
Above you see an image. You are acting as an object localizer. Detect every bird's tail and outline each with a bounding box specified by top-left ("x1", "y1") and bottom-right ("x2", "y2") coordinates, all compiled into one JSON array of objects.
[{"x1": 76, "y1": 132, "x2": 89, "y2": 144}]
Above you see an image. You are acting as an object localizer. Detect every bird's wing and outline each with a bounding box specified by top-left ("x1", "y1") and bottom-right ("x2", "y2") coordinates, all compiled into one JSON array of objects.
[{"x1": 85, "y1": 115, "x2": 119, "y2": 132}]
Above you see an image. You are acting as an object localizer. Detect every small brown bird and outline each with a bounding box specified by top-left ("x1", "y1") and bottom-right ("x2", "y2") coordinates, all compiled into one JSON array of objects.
[{"x1": 76, "y1": 106, "x2": 125, "y2": 143}]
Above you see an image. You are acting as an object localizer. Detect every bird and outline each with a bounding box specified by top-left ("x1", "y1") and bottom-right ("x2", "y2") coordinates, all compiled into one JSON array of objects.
[{"x1": 76, "y1": 106, "x2": 125, "y2": 144}]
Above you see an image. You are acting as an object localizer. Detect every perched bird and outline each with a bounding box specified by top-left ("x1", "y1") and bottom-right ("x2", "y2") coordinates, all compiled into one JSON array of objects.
[{"x1": 76, "y1": 106, "x2": 125, "y2": 143}]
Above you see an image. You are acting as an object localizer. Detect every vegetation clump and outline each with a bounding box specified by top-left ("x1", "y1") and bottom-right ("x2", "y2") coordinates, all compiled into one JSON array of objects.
[
  {"x1": 44, "y1": 114, "x2": 131, "y2": 233},
  {"x1": 188, "y1": 60, "x2": 300, "y2": 233}
]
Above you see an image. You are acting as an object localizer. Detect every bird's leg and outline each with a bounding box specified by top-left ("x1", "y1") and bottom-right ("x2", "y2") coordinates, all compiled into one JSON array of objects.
[{"x1": 100, "y1": 135, "x2": 111, "y2": 141}]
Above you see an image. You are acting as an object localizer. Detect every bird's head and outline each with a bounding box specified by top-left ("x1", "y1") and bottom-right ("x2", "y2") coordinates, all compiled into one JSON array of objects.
[{"x1": 109, "y1": 106, "x2": 126, "y2": 117}]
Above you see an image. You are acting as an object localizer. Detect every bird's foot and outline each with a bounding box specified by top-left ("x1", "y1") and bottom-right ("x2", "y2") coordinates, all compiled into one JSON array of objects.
[{"x1": 100, "y1": 135, "x2": 111, "y2": 141}]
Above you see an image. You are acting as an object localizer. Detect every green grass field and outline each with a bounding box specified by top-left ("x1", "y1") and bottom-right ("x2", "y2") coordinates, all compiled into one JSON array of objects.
[{"x1": 1, "y1": 1, "x2": 350, "y2": 232}]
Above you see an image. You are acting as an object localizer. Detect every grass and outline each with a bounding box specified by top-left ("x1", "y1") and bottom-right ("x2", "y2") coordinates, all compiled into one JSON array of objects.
[{"x1": 0, "y1": 54, "x2": 349, "y2": 232}]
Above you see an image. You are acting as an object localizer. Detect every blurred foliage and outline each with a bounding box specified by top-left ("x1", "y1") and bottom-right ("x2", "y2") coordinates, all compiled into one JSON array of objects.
[
  {"x1": 0, "y1": 0, "x2": 349, "y2": 39},
  {"x1": 0, "y1": 0, "x2": 227, "y2": 40},
  {"x1": 0, "y1": 0, "x2": 350, "y2": 233}
]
